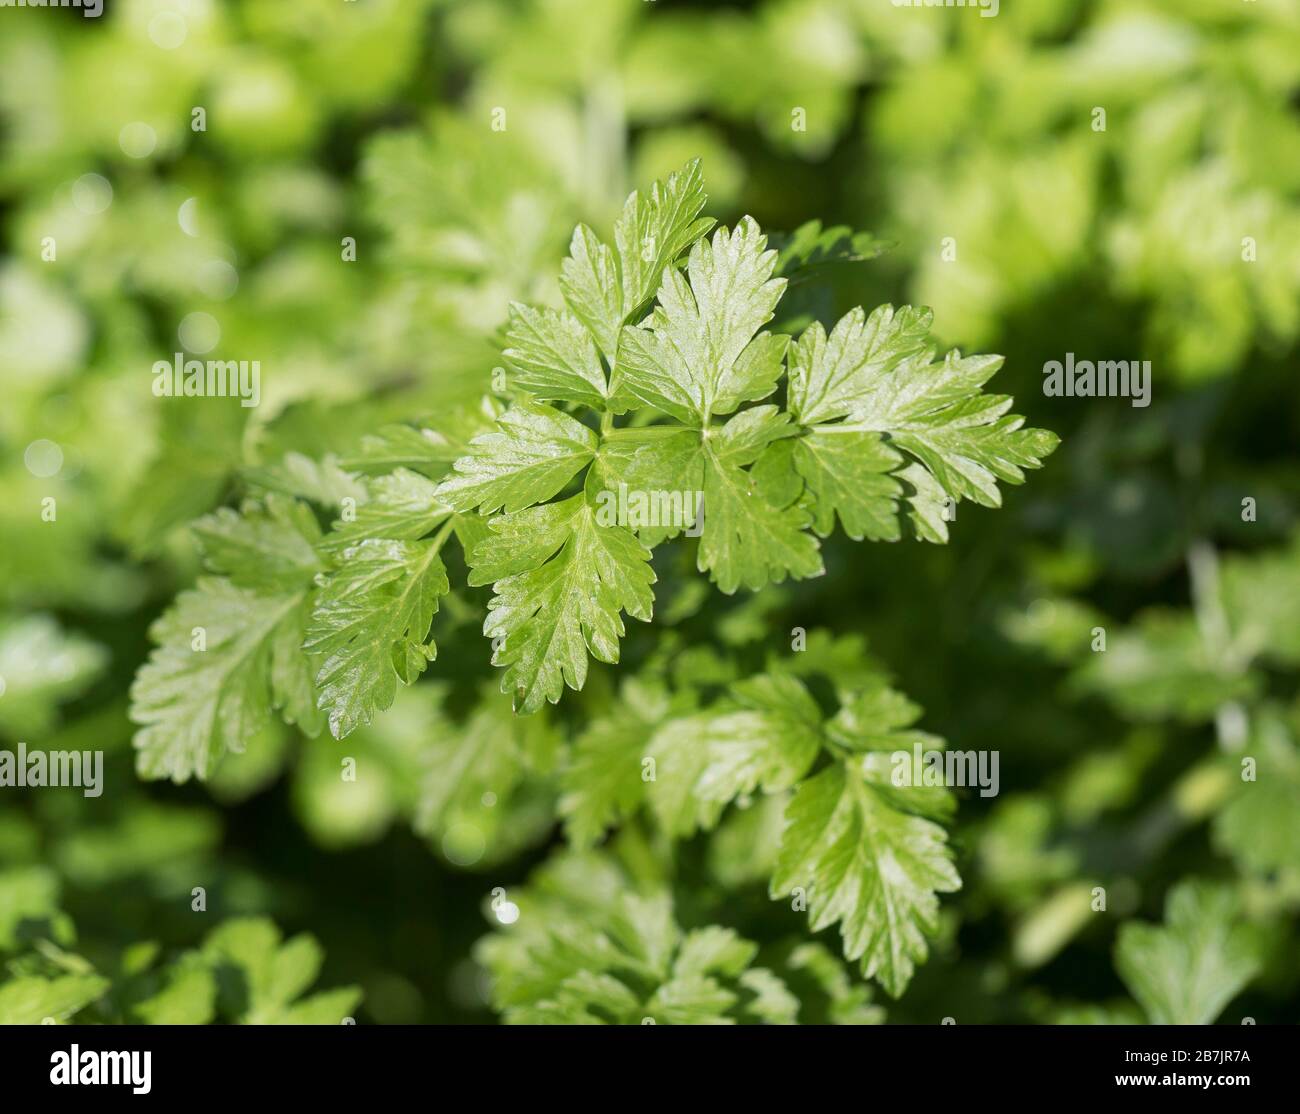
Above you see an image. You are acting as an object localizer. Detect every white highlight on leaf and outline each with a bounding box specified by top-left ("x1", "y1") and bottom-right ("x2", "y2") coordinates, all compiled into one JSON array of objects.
[
  {"x1": 118, "y1": 122, "x2": 158, "y2": 159},
  {"x1": 178, "y1": 198, "x2": 200, "y2": 237},
  {"x1": 71, "y1": 174, "x2": 112, "y2": 214},
  {"x1": 197, "y1": 259, "x2": 238, "y2": 300},
  {"x1": 24, "y1": 439, "x2": 64, "y2": 478},
  {"x1": 179, "y1": 311, "x2": 220, "y2": 354},
  {"x1": 442, "y1": 823, "x2": 486, "y2": 867},
  {"x1": 148, "y1": 13, "x2": 188, "y2": 50}
]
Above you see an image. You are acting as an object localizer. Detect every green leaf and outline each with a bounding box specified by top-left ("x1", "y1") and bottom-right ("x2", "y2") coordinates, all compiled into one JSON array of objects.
[
  {"x1": 0, "y1": 615, "x2": 106, "y2": 738},
  {"x1": 559, "y1": 676, "x2": 678, "y2": 847},
  {"x1": 414, "y1": 690, "x2": 559, "y2": 866},
  {"x1": 787, "y1": 943, "x2": 885, "y2": 1025},
  {"x1": 673, "y1": 925, "x2": 758, "y2": 979},
  {"x1": 590, "y1": 426, "x2": 706, "y2": 547},
  {"x1": 644, "y1": 973, "x2": 739, "y2": 1025},
  {"x1": 1052, "y1": 1002, "x2": 1147, "y2": 1025},
  {"x1": 117, "y1": 398, "x2": 245, "y2": 557},
  {"x1": 887, "y1": 393, "x2": 1060, "y2": 510},
  {"x1": 770, "y1": 761, "x2": 961, "y2": 998},
  {"x1": 559, "y1": 159, "x2": 714, "y2": 364},
  {"x1": 201, "y1": 917, "x2": 360, "y2": 1025},
  {"x1": 243, "y1": 452, "x2": 367, "y2": 511},
  {"x1": 576, "y1": 652, "x2": 962, "y2": 1005},
  {"x1": 0, "y1": 866, "x2": 70, "y2": 951},
  {"x1": 1072, "y1": 611, "x2": 1258, "y2": 723},
  {"x1": 898, "y1": 461, "x2": 954, "y2": 544},
  {"x1": 697, "y1": 409, "x2": 824, "y2": 593},
  {"x1": 615, "y1": 158, "x2": 714, "y2": 319},
  {"x1": 477, "y1": 864, "x2": 789, "y2": 1025},
  {"x1": 435, "y1": 402, "x2": 598, "y2": 514},
  {"x1": 792, "y1": 428, "x2": 903, "y2": 541},
  {"x1": 738, "y1": 968, "x2": 800, "y2": 1024},
  {"x1": 827, "y1": 685, "x2": 957, "y2": 822},
  {"x1": 1114, "y1": 881, "x2": 1261, "y2": 1025},
  {"x1": 0, "y1": 973, "x2": 109, "y2": 1024},
  {"x1": 787, "y1": 304, "x2": 934, "y2": 427},
  {"x1": 132, "y1": 580, "x2": 320, "y2": 781},
  {"x1": 770, "y1": 220, "x2": 894, "y2": 282},
  {"x1": 1220, "y1": 534, "x2": 1300, "y2": 667},
  {"x1": 192, "y1": 497, "x2": 323, "y2": 591},
  {"x1": 318, "y1": 467, "x2": 450, "y2": 554},
  {"x1": 131, "y1": 497, "x2": 326, "y2": 780},
  {"x1": 647, "y1": 673, "x2": 823, "y2": 837},
  {"x1": 708, "y1": 795, "x2": 789, "y2": 891},
  {"x1": 468, "y1": 495, "x2": 655, "y2": 713},
  {"x1": 131, "y1": 957, "x2": 218, "y2": 1025},
  {"x1": 1213, "y1": 710, "x2": 1300, "y2": 875},
  {"x1": 558, "y1": 223, "x2": 624, "y2": 363},
  {"x1": 503, "y1": 302, "x2": 610, "y2": 409},
  {"x1": 306, "y1": 525, "x2": 454, "y2": 739},
  {"x1": 290, "y1": 684, "x2": 431, "y2": 850},
  {"x1": 787, "y1": 304, "x2": 1058, "y2": 525},
  {"x1": 54, "y1": 804, "x2": 221, "y2": 887},
  {"x1": 765, "y1": 630, "x2": 884, "y2": 698},
  {"x1": 618, "y1": 217, "x2": 788, "y2": 424},
  {"x1": 339, "y1": 423, "x2": 468, "y2": 475},
  {"x1": 824, "y1": 681, "x2": 931, "y2": 752}
]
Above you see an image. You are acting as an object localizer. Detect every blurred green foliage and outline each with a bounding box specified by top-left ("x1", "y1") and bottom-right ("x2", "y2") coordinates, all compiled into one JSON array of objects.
[{"x1": 0, "y1": 0, "x2": 1297, "y2": 1024}]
